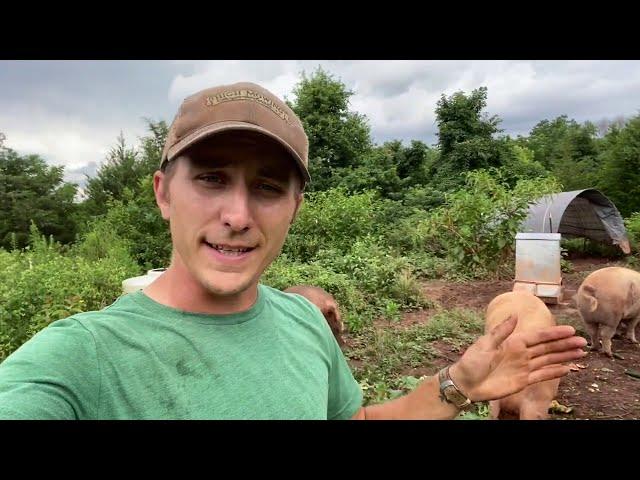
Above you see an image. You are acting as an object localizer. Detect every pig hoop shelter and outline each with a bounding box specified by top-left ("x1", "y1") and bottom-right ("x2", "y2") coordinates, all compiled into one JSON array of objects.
[{"x1": 520, "y1": 188, "x2": 630, "y2": 254}]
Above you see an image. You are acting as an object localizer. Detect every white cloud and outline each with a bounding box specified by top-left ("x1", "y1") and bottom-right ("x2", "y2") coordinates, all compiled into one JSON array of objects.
[
  {"x1": 0, "y1": 104, "x2": 146, "y2": 170},
  {"x1": 3, "y1": 60, "x2": 640, "y2": 177},
  {"x1": 167, "y1": 60, "x2": 639, "y2": 145},
  {"x1": 167, "y1": 60, "x2": 302, "y2": 105}
]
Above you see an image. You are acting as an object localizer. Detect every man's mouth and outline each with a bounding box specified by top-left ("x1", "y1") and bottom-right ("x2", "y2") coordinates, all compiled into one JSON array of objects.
[{"x1": 204, "y1": 241, "x2": 256, "y2": 256}]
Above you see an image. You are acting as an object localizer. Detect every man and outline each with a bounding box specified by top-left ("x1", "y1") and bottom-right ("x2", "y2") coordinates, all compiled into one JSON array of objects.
[{"x1": 0, "y1": 82, "x2": 587, "y2": 419}]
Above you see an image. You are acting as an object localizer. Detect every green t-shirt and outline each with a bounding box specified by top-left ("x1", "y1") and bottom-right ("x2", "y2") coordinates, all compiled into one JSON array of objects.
[{"x1": 0, "y1": 284, "x2": 362, "y2": 419}]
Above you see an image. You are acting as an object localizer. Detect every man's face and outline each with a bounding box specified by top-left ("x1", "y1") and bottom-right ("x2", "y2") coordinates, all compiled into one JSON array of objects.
[{"x1": 154, "y1": 132, "x2": 303, "y2": 300}]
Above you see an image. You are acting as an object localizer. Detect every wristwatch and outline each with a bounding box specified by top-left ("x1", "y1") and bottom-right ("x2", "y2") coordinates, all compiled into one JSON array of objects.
[{"x1": 438, "y1": 365, "x2": 472, "y2": 410}]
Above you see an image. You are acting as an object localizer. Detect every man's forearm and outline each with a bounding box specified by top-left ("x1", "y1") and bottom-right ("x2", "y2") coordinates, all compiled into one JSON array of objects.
[{"x1": 351, "y1": 373, "x2": 462, "y2": 420}]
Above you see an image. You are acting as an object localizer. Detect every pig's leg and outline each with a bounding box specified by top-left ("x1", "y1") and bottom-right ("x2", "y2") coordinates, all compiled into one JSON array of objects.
[
  {"x1": 600, "y1": 324, "x2": 617, "y2": 358},
  {"x1": 614, "y1": 321, "x2": 626, "y2": 338},
  {"x1": 583, "y1": 322, "x2": 600, "y2": 351},
  {"x1": 519, "y1": 400, "x2": 550, "y2": 420},
  {"x1": 625, "y1": 314, "x2": 640, "y2": 344}
]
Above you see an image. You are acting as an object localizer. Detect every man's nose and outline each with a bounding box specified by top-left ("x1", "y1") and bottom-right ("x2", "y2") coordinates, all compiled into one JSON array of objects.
[{"x1": 220, "y1": 185, "x2": 253, "y2": 232}]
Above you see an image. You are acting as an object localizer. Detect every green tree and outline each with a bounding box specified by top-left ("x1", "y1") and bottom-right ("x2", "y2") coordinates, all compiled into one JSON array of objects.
[
  {"x1": 523, "y1": 116, "x2": 600, "y2": 191},
  {"x1": 82, "y1": 133, "x2": 140, "y2": 217},
  {"x1": 598, "y1": 115, "x2": 640, "y2": 217},
  {"x1": 332, "y1": 142, "x2": 405, "y2": 199},
  {"x1": 334, "y1": 140, "x2": 439, "y2": 204},
  {"x1": 82, "y1": 120, "x2": 168, "y2": 218},
  {"x1": 432, "y1": 87, "x2": 507, "y2": 190},
  {"x1": 436, "y1": 87, "x2": 501, "y2": 157},
  {"x1": 397, "y1": 140, "x2": 433, "y2": 186},
  {"x1": 290, "y1": 67, "x2": 372, "y2": 191},
  {"x1": 498, "y1": 141, "x2": 550, "y2": 187},
  {"x1": 138, "y1": 119, "x2": 169, "y2": 176},
  {"x1": 86, "y1": 175, "x2": 172, "y2": 270},
  {"x1": 525, "y1": 115, "x2": 574, "y2": 169},
  {"x1": 0, "y1": 148, "x2": 79, "y2": 249}
]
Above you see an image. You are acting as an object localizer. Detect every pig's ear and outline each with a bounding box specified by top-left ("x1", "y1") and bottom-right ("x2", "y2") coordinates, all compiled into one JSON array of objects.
[
  {"x1": 327, "y1": 307, "x2": 346, "y2": 348},
  {"x1": 582, "y1": 285, "x2": 598, "y2": 313},
  {"x1": 334, "y1": 305, "x2": 344, "y2": 333},
  {"x1": 331, "y1": 305, "x2": 344, "y2": 333},
  {"x1": 326, "y1": 307, "x2": 340, "y2": 333}
]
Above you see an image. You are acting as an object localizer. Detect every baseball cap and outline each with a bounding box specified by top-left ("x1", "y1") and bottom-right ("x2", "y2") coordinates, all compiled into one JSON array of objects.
[{"x1": 160, "y1": 81, "x2": 310, "y2": 185}]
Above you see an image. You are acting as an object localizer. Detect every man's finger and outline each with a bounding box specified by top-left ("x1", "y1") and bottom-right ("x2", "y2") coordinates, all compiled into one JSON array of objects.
[
  {"x1": 521, "y1": 325, "x2": 579, "y2": 347},
  {"x1": 488, "y1": 314, "x2": 517, "y2": 348},
  {"x1": 528, "y1": 335, "x2": 588, "y2": 358},
  {"x1": 530, "y1": 348, "x2": 587, "y2": 371},
  {"x1": 528, "y1": 364, "x2": 571, "y2": 385}
]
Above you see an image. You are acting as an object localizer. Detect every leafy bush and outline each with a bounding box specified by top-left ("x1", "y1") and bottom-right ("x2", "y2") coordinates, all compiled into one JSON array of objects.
[
  {"x1": 283, "y1": 187, "x2": 386, "y2": 261},
  {"x1": 263, "y1": 255, "x2": 373, "y2": 332},
  {"x1": 98, "y1": 177, "x2": 171, "y2": 270},
  {"x1": 625, "y1": 212, "x2": 640, "y2": 254},
  {"x1": 0, "y1": 225, "x2": 140, "y2": 361},
  {"x1": 400, "y1": 170, "x2": 561, "y2": 278},
  {"x1": 314, "y1": 236, "x2": 423, "y2": 308}
]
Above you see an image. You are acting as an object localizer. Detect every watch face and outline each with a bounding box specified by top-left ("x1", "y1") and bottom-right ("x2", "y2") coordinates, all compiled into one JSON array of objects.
[
  {"x1": 444, "y1": 386, "x2": 459, "y2": 400},
  {"x1": 439, "y1": 368, "x2": 470, "y2": 409},
  {"x1": 444, "y1": 386, "x2": 467, "y2": 407}
]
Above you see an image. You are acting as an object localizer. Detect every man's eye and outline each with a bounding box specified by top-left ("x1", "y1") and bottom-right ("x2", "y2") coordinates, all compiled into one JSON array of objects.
[
  {"x1": 199, "y1": 174, "x2": 224, "y2": 184},
  {"x1": 257, "y1": 183, "x2": 282, "y2": 192}
]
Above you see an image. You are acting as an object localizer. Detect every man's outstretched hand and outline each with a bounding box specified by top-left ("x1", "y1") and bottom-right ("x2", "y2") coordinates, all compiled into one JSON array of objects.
[{"x1": 449, "y1": 315, "x2": 588, "y2": 402}]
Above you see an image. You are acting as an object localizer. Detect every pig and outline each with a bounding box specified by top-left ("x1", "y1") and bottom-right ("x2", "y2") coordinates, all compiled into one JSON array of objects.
[
  {"x1": 284, "y1": 285, "x2": 345, "y2": 346},
  {"x1": 575, "y1": 266, "x2": 640, "y2": 358},
  {"x1": 485, "y1": 291, "x2": 560, "y2": 420}
]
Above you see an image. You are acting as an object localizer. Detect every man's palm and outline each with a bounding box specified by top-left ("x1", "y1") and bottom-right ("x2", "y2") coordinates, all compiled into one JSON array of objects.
[{"x1": 451, "y1": 316, "x2": 587, "y2": 402}]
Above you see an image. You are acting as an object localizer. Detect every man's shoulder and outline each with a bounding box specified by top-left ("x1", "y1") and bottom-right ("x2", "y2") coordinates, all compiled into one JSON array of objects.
[
  {"x1": 46, "y1": 291, "x2": 145, "y2": 333},
  {"x1": 261, "y1": 284, "x2": 319, "y2": 313},
  {"x1": 259, "y1": 284, "x2": 329, "y2": 332}
]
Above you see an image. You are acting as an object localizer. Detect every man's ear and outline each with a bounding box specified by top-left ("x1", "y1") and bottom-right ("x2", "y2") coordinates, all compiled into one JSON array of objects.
[
  {"x1": 291, "y1": 193, "x2": 304, "y2": 224},
  {"x1": 154, "y1": 170, "x2": 171, "y2": 221}
]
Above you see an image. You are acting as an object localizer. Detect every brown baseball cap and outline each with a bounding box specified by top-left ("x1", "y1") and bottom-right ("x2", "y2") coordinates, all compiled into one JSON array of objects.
[{"x1": 160, "y1": 81, "x2": 310, "y2": 185}]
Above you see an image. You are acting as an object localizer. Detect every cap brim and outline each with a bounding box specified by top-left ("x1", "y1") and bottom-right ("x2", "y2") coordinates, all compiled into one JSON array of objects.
[{"x1": 164, "y1": 121, "x2": 311, "y2": 184}]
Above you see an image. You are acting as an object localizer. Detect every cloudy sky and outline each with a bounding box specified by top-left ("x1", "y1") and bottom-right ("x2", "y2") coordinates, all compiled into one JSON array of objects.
[{"x1": 1, "y1": 60, "x2": 639, "y2": 186}]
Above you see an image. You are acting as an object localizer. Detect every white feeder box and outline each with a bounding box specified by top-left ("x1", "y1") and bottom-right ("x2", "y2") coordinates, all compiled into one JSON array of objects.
[
  {"x1": 122, "y1": 268, "x2": 167, "y2": 294},
  {"x1": 512, "y1": 232, "x2": 564, "y2": 304}
]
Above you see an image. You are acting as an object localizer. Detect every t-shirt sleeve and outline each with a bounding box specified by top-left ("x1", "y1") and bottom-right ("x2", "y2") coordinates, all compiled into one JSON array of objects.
[
  {"x1": 326, "y1": 331, "x2": 363, "y2": 420},
  {"x1": 0, "y1": 317, "x2": 101, "y2": 420}
]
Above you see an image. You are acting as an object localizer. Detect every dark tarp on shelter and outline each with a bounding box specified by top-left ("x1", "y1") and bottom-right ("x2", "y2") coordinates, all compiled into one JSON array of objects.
[{"x1": 521, "y1": 189, "x2": 630, "y2": 254}]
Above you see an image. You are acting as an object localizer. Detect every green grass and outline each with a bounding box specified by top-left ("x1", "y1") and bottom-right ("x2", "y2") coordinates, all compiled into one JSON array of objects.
[
  {"x1": 348, "y1": 308, "x2": 485, "y2": 406},
  {"x1": 422, "y1": 308, "x2": 484, "y2": 344},
  {"x1": 456, "y1": 402, "x2": 491, "y2": 420}
]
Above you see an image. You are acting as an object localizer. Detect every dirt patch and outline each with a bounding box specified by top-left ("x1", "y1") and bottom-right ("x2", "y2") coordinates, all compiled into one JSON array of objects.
[
  {"x1": 421, "y1": 278, "x2": 514, "y2": 311},
  {"x1": 551, "y1": 341, "x2": 640, "y2": 419}
]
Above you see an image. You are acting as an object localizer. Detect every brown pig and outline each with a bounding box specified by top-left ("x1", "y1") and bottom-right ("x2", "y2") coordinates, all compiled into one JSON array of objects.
[
  {"x1": 485, "y1": 291, "x2": 560, "y2": 420},
  {"x1": 575, "y1": 266, "x2": 640, "y2": 358},
  {"x1": 284, "y1": 285, "x2": 345, "y2": 346}
]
